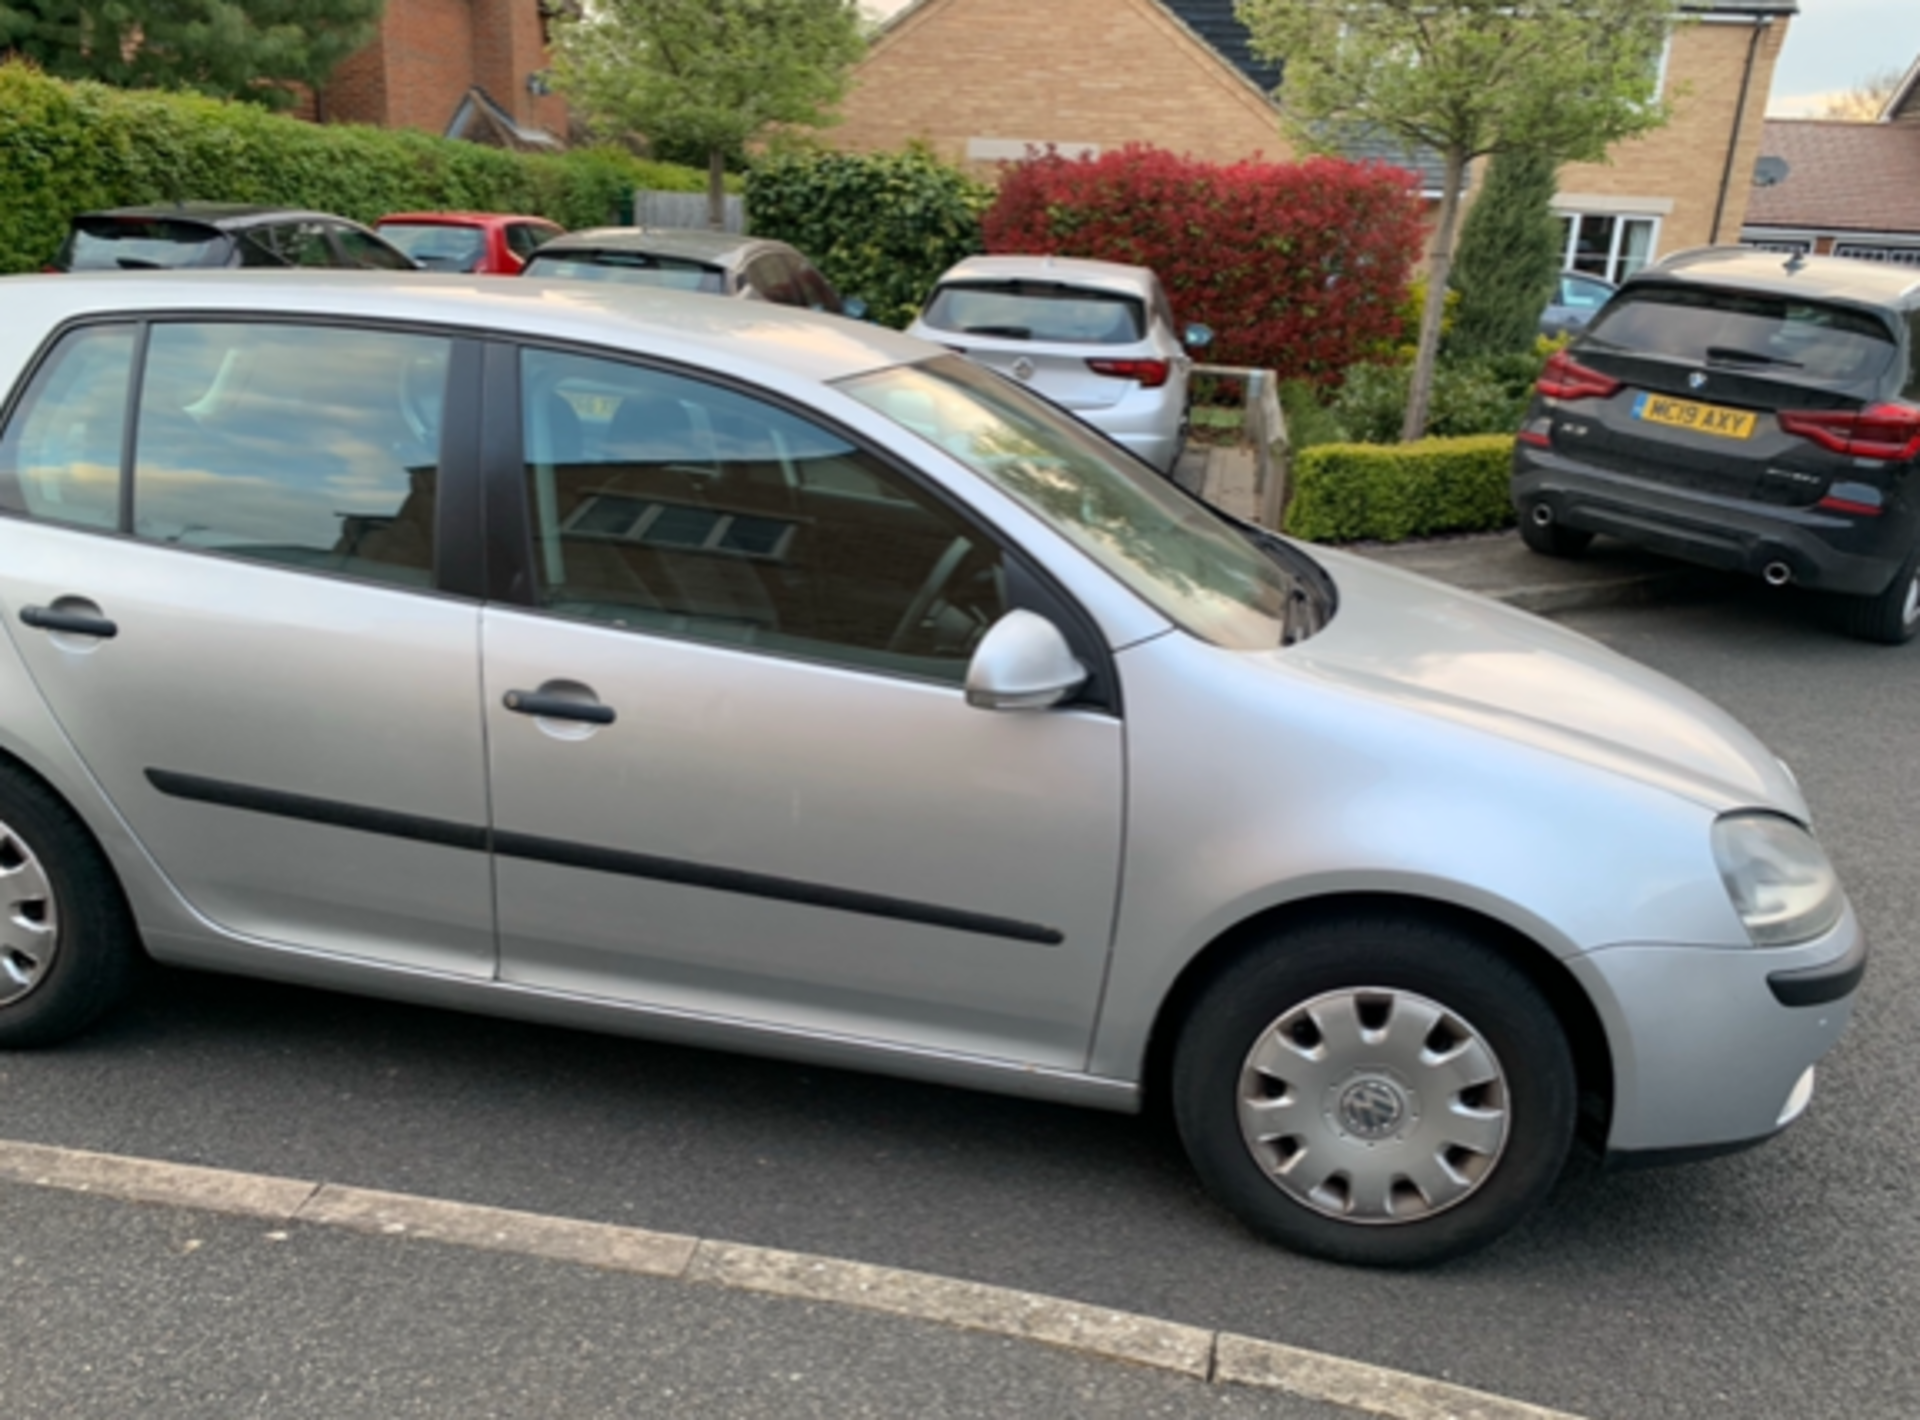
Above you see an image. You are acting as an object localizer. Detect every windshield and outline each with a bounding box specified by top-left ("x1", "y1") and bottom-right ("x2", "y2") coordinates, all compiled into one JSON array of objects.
[
  {"x1": 524, "y1": 252, "x2": 727, "y2": 293},
  {"x1": 379, "y1": 223, "x2": 488, "y2": 272},
  {"x1": 920, "y1": 282, "x2": 1145, "y2": 344},
  {"x1": 842, "y1": 357, "x2": 1301, "y2": 649},
  {"x1": 62, "y1": 217, "x2": 231, "y2": 271},
  {"x1": 1584, "y1": 286, "x2": 1897, "y2": 389}
]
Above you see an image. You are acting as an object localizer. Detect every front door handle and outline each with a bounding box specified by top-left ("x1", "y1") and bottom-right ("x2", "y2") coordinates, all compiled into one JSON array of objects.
[
  {"x1": 503, "y1": 689, "x2": 616, "y2": 726},
  {"x1": 20, "y1": 605, "x2": 118, "y2": 639}
]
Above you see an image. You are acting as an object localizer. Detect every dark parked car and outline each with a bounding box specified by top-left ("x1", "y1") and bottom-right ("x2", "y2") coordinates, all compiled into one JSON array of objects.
[
  {"x1": 521, "y1": 228, "x2": 862, "y2": 317},
  {"x1": 51, "y1": 204, "x2": 417, "y2": 273},
  {"x1": 1512, "y1": 247, "x2": 1920, "y2": 643}
]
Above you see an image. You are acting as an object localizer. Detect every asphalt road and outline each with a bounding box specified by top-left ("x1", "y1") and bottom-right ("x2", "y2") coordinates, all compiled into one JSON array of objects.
[{"x1": 1, "y1": 574, "x2": 1911, "y2": 1419}]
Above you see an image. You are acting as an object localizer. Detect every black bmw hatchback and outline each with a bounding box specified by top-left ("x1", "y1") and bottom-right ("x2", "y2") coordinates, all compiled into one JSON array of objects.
[{"x1": 1511, "y1": 248, "x2": 1920, "y2": 643}]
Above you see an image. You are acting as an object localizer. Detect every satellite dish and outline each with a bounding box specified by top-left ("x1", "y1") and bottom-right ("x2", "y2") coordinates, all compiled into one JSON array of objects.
[{"x1": 1754, "y1": 155, "x2": 1791, "y2": 188}]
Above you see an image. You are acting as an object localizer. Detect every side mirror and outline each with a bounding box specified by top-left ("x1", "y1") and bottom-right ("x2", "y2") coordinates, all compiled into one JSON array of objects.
[
  {"x1": 965, "y1": 610, "x2": 1087, "y2": 712},
  {"x1": 841, "y1": 296, "x2": 871, "y2": 322},
  {"x1": 1184, "y1": 323, "x2": 1214, "y2": 351}
]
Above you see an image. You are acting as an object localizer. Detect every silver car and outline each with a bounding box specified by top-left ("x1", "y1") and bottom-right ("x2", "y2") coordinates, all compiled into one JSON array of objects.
[
  {"x1": 0, "y1": 272, "x2": 1863, "y2": 1266},
  {"x1": 907, "y1": 254, "x2": 1211, "y2": 472}
]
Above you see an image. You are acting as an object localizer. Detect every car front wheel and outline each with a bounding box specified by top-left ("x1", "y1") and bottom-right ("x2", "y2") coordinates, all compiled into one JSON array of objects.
[{"x1": 1171, "y1": 914, "x2": 1576, "y2": 1267}]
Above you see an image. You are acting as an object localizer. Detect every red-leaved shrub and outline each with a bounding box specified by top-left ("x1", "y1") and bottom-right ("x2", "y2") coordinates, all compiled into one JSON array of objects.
[{"x1": 982, "y1": 146, "x2": 1425, "y2": 388}]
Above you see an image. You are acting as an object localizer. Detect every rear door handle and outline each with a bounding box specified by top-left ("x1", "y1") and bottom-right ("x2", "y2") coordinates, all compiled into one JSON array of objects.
[
  {"x1": 503, "y1": 689, "x2": 616, "y2": 726},
  {"x1": 20, "y1": 605, "x2": 118, "y2": 639}
]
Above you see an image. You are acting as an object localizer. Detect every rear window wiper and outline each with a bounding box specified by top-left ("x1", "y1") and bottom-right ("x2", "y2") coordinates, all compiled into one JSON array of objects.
[
  {"x1": 1704, "y1": 345, "x2": 1802, "y2": 369},
  {"x1": 961, "y1": 324, "x2": 1033, "y2": 340}
]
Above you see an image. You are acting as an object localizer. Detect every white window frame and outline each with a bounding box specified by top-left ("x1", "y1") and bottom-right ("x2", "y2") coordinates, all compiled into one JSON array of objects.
[{"x1": 1555, "y1": 211, "x2": 1663, "y2": 283}]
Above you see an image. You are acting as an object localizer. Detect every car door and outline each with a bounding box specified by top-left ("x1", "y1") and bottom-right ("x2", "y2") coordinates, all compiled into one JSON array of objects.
[
  {"x1": 481, "y1": 344, "x2": 1126, "y2": 1067},
  {"x1": 0, "y1": 317, "x2": 495, "y2": 975}
]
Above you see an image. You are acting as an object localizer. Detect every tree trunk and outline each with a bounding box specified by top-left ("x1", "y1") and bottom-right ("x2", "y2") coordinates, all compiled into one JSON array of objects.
[
  {"x1": 707, "y1": 149, "x2": 727, "y2": 231},
  {"x1": 1401, "y1": 148, "x2": 1469, "y2": 444}
]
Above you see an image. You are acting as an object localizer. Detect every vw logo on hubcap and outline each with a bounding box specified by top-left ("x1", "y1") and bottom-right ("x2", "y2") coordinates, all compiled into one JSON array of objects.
[{"x1": 1337, "y1": 1077, "x2": 1406, "y2": 1140}]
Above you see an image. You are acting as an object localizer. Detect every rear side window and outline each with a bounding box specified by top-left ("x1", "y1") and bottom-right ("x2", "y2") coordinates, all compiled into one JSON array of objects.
[
  {"x1": 0, "y1": 324, "x2": 134, "y2": 530},
  {"x1": 380, "y1": 223, "x2": 487, "y2": 271},
  {"x1": 1584, "y1": 286, "x2": 1897, "y2": 390},
  {"x1": 920, "y1": 283, "x2": 1146, "y2": 345},
  {"x1": 524, "y1": 252, "x2": 727, "y2": 293},
  {"x1": 130, "y1": 323, "x2": 452, "y2": 588},
  {"x1": 60, "y1": 217, "x2": 230, "y2": 272}
]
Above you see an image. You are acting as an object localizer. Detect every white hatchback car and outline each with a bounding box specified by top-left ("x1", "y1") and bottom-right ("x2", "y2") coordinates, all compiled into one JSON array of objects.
[
  {"x1": 907, "y1": 254, "x2": 1210, "y2": 472},
  {"x1": 0, "y1": 271, "x2": 1863, "y2": 1267}
]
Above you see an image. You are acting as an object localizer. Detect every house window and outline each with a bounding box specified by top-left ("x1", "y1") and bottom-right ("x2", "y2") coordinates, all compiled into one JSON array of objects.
[{"x1": 1559, "y1": 214, "x2": 1658, "y2": 283}]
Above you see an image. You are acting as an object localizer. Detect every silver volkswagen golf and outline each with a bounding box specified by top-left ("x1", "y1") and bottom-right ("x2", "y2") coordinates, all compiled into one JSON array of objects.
[{"x1": 0, "y1": 273, "x2": 1864, "y2": 1266}]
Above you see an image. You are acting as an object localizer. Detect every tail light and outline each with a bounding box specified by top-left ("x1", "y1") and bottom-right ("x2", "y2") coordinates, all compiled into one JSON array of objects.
[
  {"x1": 1778, "y1": 403, "x2": 1920, "y2": 462},
  {"x1": 1086, "y1": 357, "x2": 1170, "y2": 389},
  {"x1": 1535, "y1": 350, "x2": 1621, "y2": 401}
]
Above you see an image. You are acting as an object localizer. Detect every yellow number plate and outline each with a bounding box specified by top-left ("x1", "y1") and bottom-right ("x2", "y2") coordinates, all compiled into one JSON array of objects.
[{"x1": 1633, "y1": 393, "x2": 1756, "y2": 439}]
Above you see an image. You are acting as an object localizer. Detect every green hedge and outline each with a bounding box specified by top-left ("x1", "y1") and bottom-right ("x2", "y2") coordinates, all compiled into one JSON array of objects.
[
  {"x1": 745, "y1": 148, "x2": 991, "y2": 328},
  {"x1": 1284, "y1": 435, "x2": 1517, "y2": 544},
  {"x1": 0, "y1": 62, "x2": 706, "y2": 273}
]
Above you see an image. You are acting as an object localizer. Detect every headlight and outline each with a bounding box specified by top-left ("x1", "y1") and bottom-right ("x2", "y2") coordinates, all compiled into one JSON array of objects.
[{"x1": 1711, "y1": 813, "x2": 1844, "y2": 947}]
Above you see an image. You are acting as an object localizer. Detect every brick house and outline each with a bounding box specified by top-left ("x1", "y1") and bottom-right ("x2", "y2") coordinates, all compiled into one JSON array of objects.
[
  {"x1": 310, "y1": 0, "x2": 567, "y2": 149},
  {"x1": 833, "y1": 0, "x2": 1794, "y2": 282},
  {"x1": 1739, "y1": 54, "x2": 1920, "y2": 266}
]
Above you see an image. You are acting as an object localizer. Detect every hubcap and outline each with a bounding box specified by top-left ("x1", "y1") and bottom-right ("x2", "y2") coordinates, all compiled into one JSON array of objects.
[
  {"x1": 1237, "y1": 989, "x2": 1509, "y2": 1225},
  {"x1": 0, "y1": 817, "x2": 58, "y2": 1007},
  {"x1": 1901, "y1": 569, "x2": 1920, "y2": 629}
]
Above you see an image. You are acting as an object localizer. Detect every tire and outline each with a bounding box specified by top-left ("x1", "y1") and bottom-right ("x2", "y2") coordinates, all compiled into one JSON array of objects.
[
  {"x1": 1835, "y1": 543, "x2": 1920, "y2": 645},
  {"x1": 1518, "y1": 514, "x2": 1593, "y2": 558},
  {"x1": 0, "y1": 765, "x2": 137, "y2": 1048},
  {"x1": 1171, "y1": 914, "x2": 1576, "y2": 1268}
]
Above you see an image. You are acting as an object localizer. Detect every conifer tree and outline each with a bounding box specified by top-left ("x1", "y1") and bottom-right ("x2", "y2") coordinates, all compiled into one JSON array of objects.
[{"x1": 1447, "y1": 150, "x2": 1563, "y2": 360}]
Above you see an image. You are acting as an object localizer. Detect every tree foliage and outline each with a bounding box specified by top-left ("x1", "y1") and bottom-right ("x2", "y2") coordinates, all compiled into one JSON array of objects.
[
  {"x1": 0, "y1": 0, "x2": 383, "y2": 106},
  {"x1": 984, "y1": 145, "x2": 1424, "y2": 386},
  {"x1": 1447, "y1": 149, "x2": 1562, "y2": 360},
  {"x1": 554, "y1": 0, "x2": 865, "y2": 228},
  {"x1": 1236, "y1": 0, "x2": 1680, "y2": 439}
]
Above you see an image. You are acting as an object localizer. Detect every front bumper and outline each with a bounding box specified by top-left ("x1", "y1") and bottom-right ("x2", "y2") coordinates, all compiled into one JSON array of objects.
[
  {"x1": 1567, "y1": 904, "x2": 1866, "y2": 1157},
  {"x1": 1513, "y1": 450, "x2": 1914, "y2": 596}
]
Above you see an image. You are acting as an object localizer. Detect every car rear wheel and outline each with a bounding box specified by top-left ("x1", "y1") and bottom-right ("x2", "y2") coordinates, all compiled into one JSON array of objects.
[
  {"x1": 0, "y1": 766, "x2": 137, "y2": 1048},
  {"x1": 1518, "y1": 513, "x2": 1594, "y2": 558},
  {"x1": 1171, "y1": 914, "x2": 1576, "y2": 1267},
  {"x1": 1835, "y1": 543, "x2": 1920, "y2": 645}
]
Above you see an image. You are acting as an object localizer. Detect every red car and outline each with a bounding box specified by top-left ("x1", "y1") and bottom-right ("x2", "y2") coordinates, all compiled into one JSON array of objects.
[{"x1": 375, "y1": 212, "x2": 564, "y2": 275}]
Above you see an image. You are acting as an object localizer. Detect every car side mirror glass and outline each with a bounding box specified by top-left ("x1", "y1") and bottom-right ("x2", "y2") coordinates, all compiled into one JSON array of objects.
[
  {"x1": 842, "y1": 297, "x2": 870, "y2": 322},
  {"x1": 1184, "y1": 323, "x2": 1214, "y2": 350},
  {"x1": 964, "y1": 610, "x2": 1087, "y2": 712}
]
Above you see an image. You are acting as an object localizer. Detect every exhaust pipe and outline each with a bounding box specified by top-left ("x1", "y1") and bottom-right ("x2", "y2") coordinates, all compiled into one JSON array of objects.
[
  {"x1": 1763, "y1": 561, "x2": 1793, "y2": 587},
  {"x1": 1530, "y1": 503, "x2": 1555, "y2": 527}
]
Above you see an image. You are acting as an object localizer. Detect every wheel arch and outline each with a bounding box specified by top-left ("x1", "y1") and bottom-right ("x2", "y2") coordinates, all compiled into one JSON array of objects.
[{"x1": 1139, "y1": 891, "x2": 1615, "y2": 1146}]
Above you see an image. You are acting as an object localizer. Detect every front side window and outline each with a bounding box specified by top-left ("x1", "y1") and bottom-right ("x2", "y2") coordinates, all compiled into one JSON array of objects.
[
  {"x1": 919, "y1": 282, "x2": 1146, "y2": 345},
  {"x1": 520, "y1": 348, "x2": 1007, "y2": 682},
  {"x1": 334, "y1": 225, "x2": 415, "y2": 270},
  {"x1": 131, "y1": 323, "x2": 451, "y2": 586},
  {"x1": 843, "y1": 356, "x2": 1293, "y2": 650},
  {"x1": 508, "y1": 224, "x2": 559, "y2": 260},
  {"x1": 0, "y1": 324, "x2": 134, "y2": 530}
]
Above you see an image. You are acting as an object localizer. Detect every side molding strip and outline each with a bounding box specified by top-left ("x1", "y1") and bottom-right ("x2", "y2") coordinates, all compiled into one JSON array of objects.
[{"x1": 144, "y1": 769, "x2": 1064, "y2": 947}]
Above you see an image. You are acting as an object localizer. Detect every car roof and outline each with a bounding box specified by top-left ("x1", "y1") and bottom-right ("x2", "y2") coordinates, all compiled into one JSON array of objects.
[
  {"x1": 379, "y1": 212, "x2": 561, "y2": 229},
  {"x1": 931, "y1": 254, "x2": 1158, "y2": 297},
  {"x1": 3, "y1": 272, "x2": 927, "y2": 384},
  {"x1": 531, "y1": 227, "x2": 782, "y2": 267},
  {"x1": 1635, "y1": 247, "x2": 1920, "y2": 308},
  {"x1": 79, "y1": 204, "x2": 341, "y2": 231}
]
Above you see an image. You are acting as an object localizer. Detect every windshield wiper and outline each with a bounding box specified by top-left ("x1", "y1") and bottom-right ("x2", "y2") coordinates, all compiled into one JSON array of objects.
[{"x1": 1705, "y1": 345, "x2": 1802, "y2": 369}]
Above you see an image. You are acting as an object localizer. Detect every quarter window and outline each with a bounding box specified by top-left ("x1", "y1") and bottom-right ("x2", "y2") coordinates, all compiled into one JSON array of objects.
[
  {"x1": 0, "y1": 324, "x2": 134, "y2": 531},
  {"x1": 131, "y1": 323, "x2": 451, "y2": 587},
  {"x1": 519, "y1": 348, "x2": 1008, "y2": 682}
]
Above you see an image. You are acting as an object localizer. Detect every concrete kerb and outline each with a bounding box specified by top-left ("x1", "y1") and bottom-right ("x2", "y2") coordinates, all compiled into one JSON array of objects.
[{"x1": 0, "y1": 1137, "x2": 1589, "y2": 1420}]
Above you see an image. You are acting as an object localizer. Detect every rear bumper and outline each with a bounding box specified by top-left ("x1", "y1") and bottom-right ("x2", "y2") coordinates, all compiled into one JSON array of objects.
[{"x1": 1513, "y1": 450, "x2": 1915, "y2": 596}]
